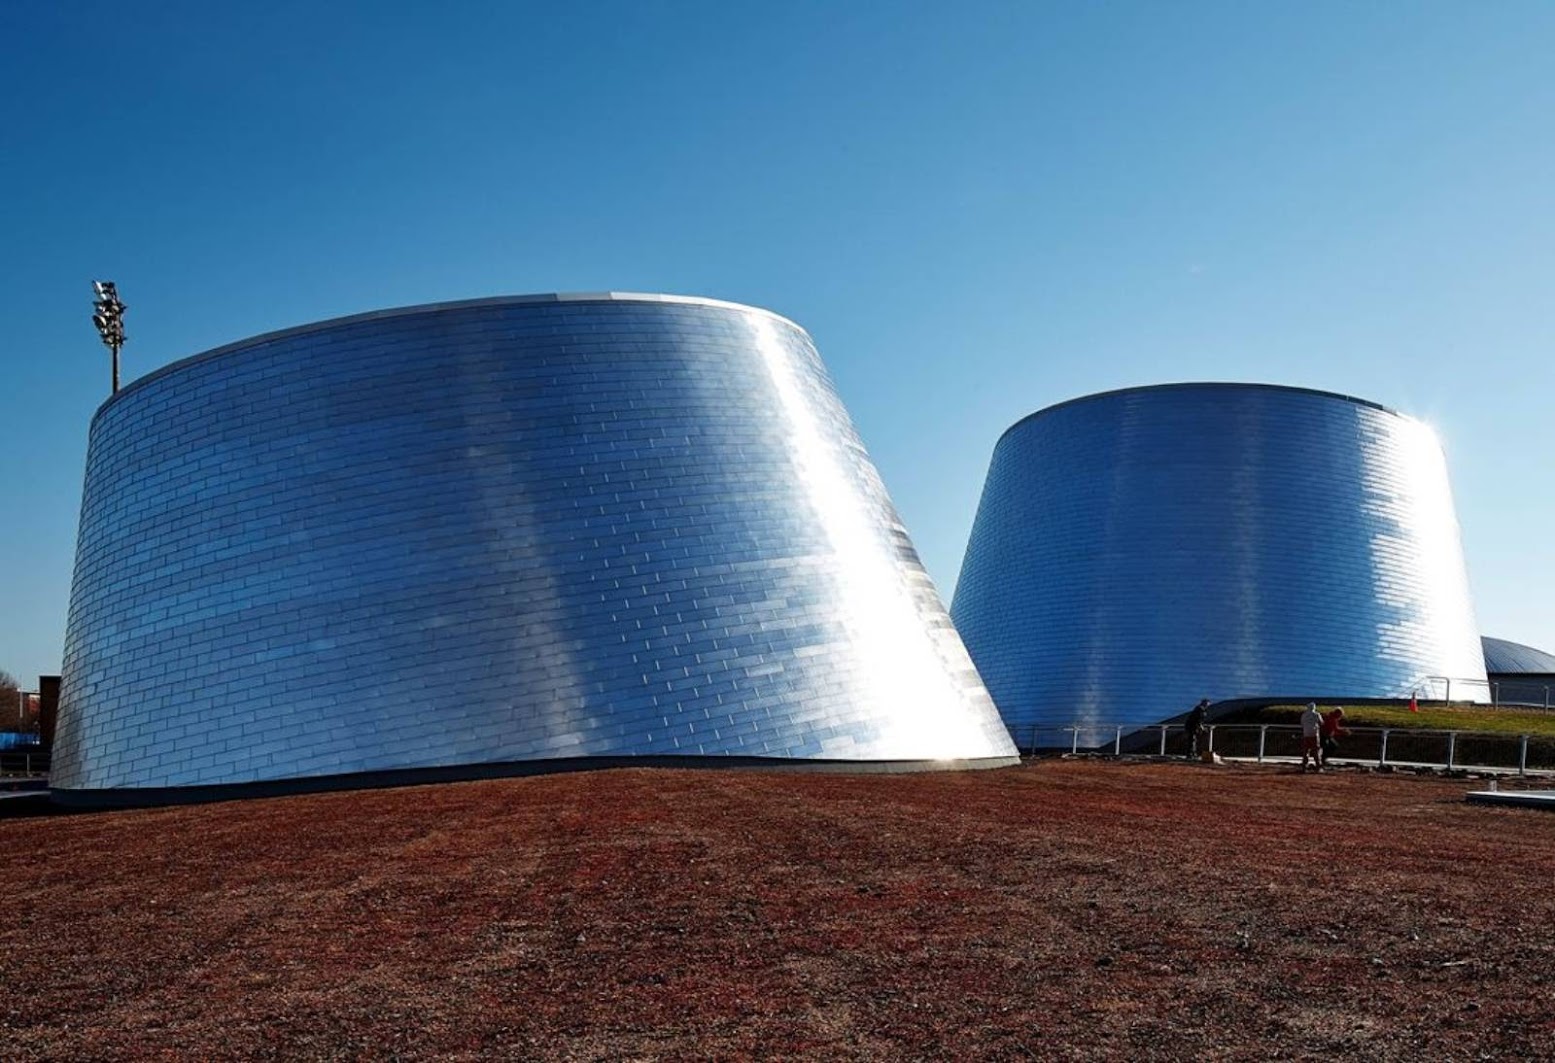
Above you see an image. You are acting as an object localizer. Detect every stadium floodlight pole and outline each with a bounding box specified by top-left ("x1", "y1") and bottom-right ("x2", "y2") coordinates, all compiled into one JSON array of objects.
[{"x1": 92, "y1": 280, "x2": 128, "y2": 394}]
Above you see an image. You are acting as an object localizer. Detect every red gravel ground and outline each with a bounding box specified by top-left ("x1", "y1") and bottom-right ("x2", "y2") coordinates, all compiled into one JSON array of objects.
[{"x1": 3, "y1": 760, "x2": 1553, "y2": 1060}]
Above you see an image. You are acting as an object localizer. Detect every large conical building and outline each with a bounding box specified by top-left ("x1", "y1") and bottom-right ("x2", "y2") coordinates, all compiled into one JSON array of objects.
[{"x1": 53, "y1": 294, "x2": 1016, "y2": 804}]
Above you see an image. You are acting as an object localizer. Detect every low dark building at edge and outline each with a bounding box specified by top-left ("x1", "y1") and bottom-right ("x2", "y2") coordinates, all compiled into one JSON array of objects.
[{"x1": 1483, "y1": 636, "x2": 1555, "y2": 707}]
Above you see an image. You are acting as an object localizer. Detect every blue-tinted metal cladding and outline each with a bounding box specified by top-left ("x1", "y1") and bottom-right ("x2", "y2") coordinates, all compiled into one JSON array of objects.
[
  {"x1": 1482, "y1": 636, "x2": 1555, "y2": 675},
  {"x1": 951, "y1": 383, "x2": 1488, "y2": 737},
  {"x1": 53, "y1": 294, "x2": 1016, "y2": 798}
]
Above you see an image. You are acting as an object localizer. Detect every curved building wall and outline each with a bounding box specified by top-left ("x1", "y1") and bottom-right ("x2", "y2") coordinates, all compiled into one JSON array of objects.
[
  {"x1": 951, "y1": 383, "x2": 1488, "y2": 739},
  {"x1": 55, "y1": 294, "x2": 1015, "y2": 798}
]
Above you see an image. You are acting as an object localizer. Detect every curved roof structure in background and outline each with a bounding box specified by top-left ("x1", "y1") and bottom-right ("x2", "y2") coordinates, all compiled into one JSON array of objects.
[{"x1": 1482, "y1": 636, "x2": 1555, "y2": 675}]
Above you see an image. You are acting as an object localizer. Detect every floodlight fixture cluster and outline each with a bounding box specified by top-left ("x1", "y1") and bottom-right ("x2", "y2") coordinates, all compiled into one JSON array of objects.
[{"x1": 92, "y1": 280, "x2": 127, "y2": 394}]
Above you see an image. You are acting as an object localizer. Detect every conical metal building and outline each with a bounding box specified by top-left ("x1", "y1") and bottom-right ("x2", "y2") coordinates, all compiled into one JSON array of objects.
[{"x1": 54, "y1": 294, "x2": 1017, "y2": 804}]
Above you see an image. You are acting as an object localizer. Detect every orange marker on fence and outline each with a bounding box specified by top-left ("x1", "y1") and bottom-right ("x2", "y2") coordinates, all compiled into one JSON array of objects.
[{"x1": 1410, "y1": 692, "x2": 1419, "y2": 713}]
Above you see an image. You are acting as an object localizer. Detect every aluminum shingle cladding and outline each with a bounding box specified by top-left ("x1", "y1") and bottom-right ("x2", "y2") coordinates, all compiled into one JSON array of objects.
[
  {"x1": 53, "y1": 294, "x2": 1016, "y2": 795},
  {"x1": 951, "y1": 383, "x2": 1488, "y2": 739}
]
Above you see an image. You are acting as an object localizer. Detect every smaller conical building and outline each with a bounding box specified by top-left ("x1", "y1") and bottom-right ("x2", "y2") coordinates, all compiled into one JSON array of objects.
[{"x1": 952, "y1": 383, "x2": 1488, "y2": 743}]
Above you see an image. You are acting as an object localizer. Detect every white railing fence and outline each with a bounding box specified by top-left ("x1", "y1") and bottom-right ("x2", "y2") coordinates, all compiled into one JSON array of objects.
[
  {"x1": 1408, "y1": 675, "x2": 1494, "y2": 705},
  {"x1": 1023, "y1": 723, "x2": 1555, "y2": 775}
]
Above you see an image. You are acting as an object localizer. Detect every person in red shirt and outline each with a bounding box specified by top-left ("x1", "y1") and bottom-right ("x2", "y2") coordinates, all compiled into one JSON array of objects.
[{"x1": 1320, "y1": 708, "x2": 1349, "y2": 767}]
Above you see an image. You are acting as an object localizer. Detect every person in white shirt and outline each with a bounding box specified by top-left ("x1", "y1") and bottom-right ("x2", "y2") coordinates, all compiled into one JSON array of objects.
[{"x1": 1300, "y1": 703, "x2": 1323, "y2": 773}]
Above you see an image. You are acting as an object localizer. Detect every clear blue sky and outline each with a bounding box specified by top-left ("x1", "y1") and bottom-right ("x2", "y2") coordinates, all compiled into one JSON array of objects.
[{"x1": 2, "y1": 1, "x2": 1552, "y2": 685}]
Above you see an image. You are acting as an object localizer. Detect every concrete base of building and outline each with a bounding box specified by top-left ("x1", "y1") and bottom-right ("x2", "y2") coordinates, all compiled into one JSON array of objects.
[{"x1": 49, "y1": 753, "x2": 1023, "y2": 810}]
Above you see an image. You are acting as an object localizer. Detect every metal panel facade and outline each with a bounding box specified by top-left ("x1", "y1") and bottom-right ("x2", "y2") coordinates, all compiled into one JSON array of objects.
[
  {"x1": 951, "y1": 384, "x2": 1488, "y2": 739},
  {"x1": 1482, "y1": 636, "x2": 1555, "y2": 676},
  {"x1": 54, "y1": 294, "x2": 1015, "y2": 797}
]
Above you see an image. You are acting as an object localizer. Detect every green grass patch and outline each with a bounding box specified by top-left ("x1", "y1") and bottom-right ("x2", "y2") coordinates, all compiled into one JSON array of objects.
[{"x1": 1248, "y1": 703, "x2": 1555, "y2": 737}]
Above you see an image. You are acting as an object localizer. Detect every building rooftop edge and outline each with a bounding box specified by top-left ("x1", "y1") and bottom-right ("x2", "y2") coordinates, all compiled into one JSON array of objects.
[
  {"x1": 1481, "y1": 635, "x2": 1555, "y2": 675},
  {"x1": 994, "y1": 382, "x2": 1410, "y2": 448},
  {"x1": 92, "y1": 292, "x2": 807, "y2": 423}
]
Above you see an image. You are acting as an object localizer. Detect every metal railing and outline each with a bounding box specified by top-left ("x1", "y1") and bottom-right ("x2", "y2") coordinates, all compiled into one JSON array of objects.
[
  {"x1": 1407, "y1": 675, "x2": 1495, "y2": 705},
  {"x1": 1398, "y1": 674, "x2": 1555, "y2": 709},
  {"x1": 1491, "y1": 680, "x2": 1554, "y2": 709},
  {"x1": 0, "y1": 749, "x2": 48, "y2": 778},
  {"x1": 1023, "y1": 723, "x2": 1555, "y2": 776}
]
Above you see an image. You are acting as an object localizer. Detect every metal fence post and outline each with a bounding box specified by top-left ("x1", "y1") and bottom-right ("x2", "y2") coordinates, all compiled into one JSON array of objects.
[
  {"x1": 1493, "y1": 682, "x2": 1499, "y2": 707},
  {"x1": 1445, "y1": 678, "x2": 1452, "y2": 705},
  {"x1": 989, "y1": 721, "x2": 1542, "y2": 772},
  {"x1": 1545, "y1": 685, "x2": 1550, "y2": 710}
]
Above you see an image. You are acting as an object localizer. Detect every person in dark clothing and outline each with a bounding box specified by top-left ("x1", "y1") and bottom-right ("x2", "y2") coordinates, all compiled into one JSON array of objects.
[{"x1": 1185, "y1": 699, "x2": 1210, "y2": 759}]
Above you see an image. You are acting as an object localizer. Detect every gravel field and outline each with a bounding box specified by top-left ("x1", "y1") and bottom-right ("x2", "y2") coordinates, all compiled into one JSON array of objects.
[{"x1": 2, "y1": 760, "x2": 1553, "y2": 1060}]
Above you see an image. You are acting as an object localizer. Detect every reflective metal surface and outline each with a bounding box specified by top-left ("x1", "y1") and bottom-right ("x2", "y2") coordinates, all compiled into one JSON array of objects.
[
  {"x1": 54, "y1": 294, "x2": 1016, "y2": 796},
  {"x1": 951, "y1": 383, "x2": 1489, "y2": 735},
  {"x1": 1482, "y1": 636, "x2": 1555, "y2": 675}
]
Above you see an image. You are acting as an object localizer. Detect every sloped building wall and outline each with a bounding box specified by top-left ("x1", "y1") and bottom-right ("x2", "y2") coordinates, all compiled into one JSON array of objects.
[
  {"x1": 952, "y1": 383, "x2": 1488, "y2": 741},
  {"x1": 54, "y1": 294, "x2": 1016, "y2": 801}
]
